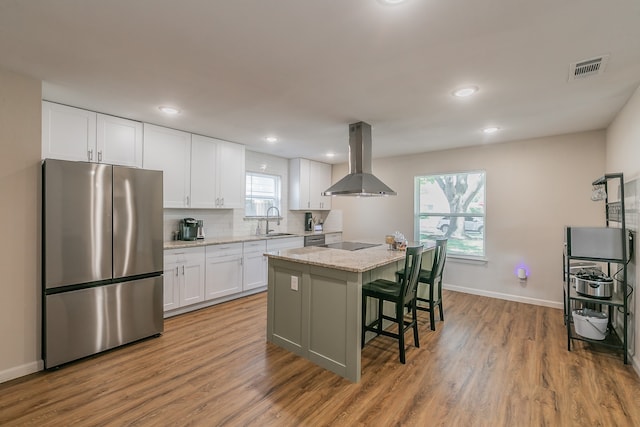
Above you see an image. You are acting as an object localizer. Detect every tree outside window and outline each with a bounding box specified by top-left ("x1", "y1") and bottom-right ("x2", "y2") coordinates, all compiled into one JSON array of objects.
[{"x1": 415, "y1": 171, "x2": 486, "y2": 257}]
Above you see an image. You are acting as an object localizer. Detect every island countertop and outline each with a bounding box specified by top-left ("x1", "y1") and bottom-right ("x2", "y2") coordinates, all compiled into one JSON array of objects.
[{"x1": 265, "y1": 241, "x2": 434, "y2": 273}]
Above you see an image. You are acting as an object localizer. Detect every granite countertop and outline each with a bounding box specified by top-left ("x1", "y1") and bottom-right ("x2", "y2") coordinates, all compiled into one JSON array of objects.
[
  {"x1": 163, "y1": 230, "x2": 341, "y2": 250},
  {"x1": 265, "y1": 242, "x2": 435, "y2": 273}
]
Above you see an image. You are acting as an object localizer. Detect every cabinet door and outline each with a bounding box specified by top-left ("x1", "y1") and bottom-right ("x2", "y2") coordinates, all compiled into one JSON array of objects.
[
  {"x1": 217, "y1": 140, "x2": 245, "y2": 208},
  {"x1": 190, "y1": 134, "x2": 218, "y2": 208},
  {"x1": 205, "y1": 254, "x2": 243, "y2": 299},
  {"x1": 243, "y1": 240, "x2": 267, "y2": 291},
  {"x1": 163, "y1": 260, "x2": 180, "y2": 311},
  {"x1": 181, "y1": 260, "x2": 205, "y2": 306},
  {"x1": 310, "y1": 161, "x2": 332, "y2": 210},
  {"x1": 143, "y1": 124, "x2": 191, "y2": 208},
  {"x1": 289, "y1": 158, "x2": 311, "y2": 210},
  {"x1": 42, "y1": 101, "x2": 96, "y2": 162},
  {"x1": 97, "y1": 114, "x2": 143, "y2": 167}
]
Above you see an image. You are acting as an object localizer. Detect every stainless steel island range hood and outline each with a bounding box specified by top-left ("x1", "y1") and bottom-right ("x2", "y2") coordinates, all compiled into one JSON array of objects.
[{"x1": 322, "y1": 121, "x2": 396, "y2": 197}]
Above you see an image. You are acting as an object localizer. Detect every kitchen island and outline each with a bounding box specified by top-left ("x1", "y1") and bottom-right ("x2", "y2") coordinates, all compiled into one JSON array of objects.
[{"x1": 265, "y1": 242, "x2": 434, "y2": 382}]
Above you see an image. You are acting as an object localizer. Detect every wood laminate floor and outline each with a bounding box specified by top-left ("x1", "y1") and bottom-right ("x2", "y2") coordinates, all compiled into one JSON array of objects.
[{"x1": 2, "y1": 290, "x2": 640, "y2": 426}]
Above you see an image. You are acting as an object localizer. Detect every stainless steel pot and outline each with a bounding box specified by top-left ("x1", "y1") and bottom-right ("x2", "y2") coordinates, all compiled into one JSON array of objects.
[{"x1": 574, "y1": 273, "x2": 613, "y2": 299}]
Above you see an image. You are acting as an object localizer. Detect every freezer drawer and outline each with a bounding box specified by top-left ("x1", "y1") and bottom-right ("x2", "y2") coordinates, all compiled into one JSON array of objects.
[{"x1": 45, "y1": 276, "x2": 163, "y2": 368}]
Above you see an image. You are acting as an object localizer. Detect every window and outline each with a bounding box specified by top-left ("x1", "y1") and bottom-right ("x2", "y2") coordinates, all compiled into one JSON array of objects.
[
  {"x1": 414, "y1": 171, "x2": 486, "y2": 258},
  {"x1": 245, "y1": 172, "x2": 281, "y2": 216}
]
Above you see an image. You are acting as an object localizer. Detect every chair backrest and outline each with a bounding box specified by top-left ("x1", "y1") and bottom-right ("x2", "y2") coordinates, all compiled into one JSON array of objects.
[
  {"x1": 400, "y1": 245, "x2": 424, "y2": 305},
  {"x1": 430, "y1": 239, "x2": 448, "y2": 282}
]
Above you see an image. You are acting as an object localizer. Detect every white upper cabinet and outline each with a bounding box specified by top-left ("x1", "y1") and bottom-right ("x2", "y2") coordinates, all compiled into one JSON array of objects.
[
  {"x1": 217, "y1": 139, "x2": 245, "y2": 209},
  {"x1": 191, "y1": 134, "x2": 245, "y2": 209},
  {"x1": 42, "y1": 101, "x2": 142, "y2": 167},
  {"x1": 289, "y1": 158, "x2": 332, "y2": 210},
  {"x1": 96, "y1": 113, "x2": 143, "y2": 167},
  {"x1": 143, "y1": 126, "x2": 245, "y2": 209},
  {"x1": 143, "y1": 123, "x2": 191, "y2": 208}
]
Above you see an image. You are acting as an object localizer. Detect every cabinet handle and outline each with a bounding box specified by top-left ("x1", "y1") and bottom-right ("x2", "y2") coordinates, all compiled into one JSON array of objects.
[
  {"x1": 186, "y1": 196, "x2": 190, "y2": 206},
  {"x1": 221, "y1": 197, "x2": 224, "y2": 206},
  {"x1": 175, "y1": 266, "x2": 179, "y2": 276},
  {"x1": 216, "y1": 197, "x2": 220, "y2": 207},
  {"x1": 98, "y1": 151, "x2": 103, "y2": 162},
  {"x1": 308, "y1": 201, "x2": 310, "y2": 208},
  {"x1": 182, "y1": 265, "x2": 185, "y2": 275},
  {"x1": 88, "y1": 149, "x2": 93, "y2": 161}
]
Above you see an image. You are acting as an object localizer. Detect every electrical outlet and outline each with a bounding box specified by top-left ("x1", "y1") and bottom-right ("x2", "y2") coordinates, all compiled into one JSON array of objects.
[{"x1": 291, "y1": 276, "x2": 299, "y2": 291}]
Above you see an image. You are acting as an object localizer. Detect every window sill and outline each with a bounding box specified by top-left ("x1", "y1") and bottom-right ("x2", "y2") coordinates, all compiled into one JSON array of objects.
[{"x1": 447, "y1": 255, "x2": 488, "y2": 265}]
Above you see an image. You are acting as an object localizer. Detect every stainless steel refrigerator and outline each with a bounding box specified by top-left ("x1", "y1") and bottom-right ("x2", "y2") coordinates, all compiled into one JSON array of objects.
[{"x1": 42, "y1": 159, "x2": 164, "y2": 368}]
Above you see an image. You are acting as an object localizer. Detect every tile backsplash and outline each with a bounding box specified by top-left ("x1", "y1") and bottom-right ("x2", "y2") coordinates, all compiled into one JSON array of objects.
[{"x1": 164, "y1": 208, "x2": 342, "y2": 241}]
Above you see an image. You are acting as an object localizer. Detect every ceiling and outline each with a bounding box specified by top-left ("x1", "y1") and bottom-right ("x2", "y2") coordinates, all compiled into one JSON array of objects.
[{"x1": 1, "y1": 0, "x2": 639, "y2": 164}]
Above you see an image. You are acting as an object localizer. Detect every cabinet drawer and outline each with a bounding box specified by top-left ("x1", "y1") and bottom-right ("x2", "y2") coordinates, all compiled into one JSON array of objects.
[
  {"x1": 206, "y1": 242, "x2": 243, "y2": 257},
  {"x1": 243, "y1": 240, "x2": 267, "y2": 253},
  {"x1": 165, "y1": 246, "x2": 205, "y2": 264},
  {"x1": 267, "y1": 237, "x2": 304, "y2": 251}
]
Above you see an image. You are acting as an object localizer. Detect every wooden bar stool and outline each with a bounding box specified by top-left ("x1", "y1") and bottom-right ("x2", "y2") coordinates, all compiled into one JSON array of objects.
[
  {"x1": 361, "y1": 245, "x2": 423, "y2": 364},
  {"x1": 397, "y1": 239, "x2": 447, "y2": 331}
]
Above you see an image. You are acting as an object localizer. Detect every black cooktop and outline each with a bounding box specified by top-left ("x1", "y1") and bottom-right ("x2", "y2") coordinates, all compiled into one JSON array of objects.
[{"x1": 322, "y1": 241, "x2": 381, "y2": 251}]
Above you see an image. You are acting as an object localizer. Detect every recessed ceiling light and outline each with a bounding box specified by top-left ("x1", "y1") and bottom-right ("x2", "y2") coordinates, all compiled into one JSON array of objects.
[
  {"x1": 265, "y1": 136, "x2": 278, "y2": 143},
  {"x1": 159, "y1": 106, "x2": 180, "y2": 115},
  {"x1": 483, "y1": 126, "x2": 500, "y2": 134},
  {"x1": 326, "y1": 152, "x2": 336, "y2": 158},
  {"x1": 452, "y1": 86, "x2": 478, "y2": 98}
]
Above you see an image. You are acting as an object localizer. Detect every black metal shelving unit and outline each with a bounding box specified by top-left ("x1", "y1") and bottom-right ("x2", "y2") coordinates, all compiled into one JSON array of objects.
[{"x1": 563, "y1": 173, "x2": 629, "y2": 364}]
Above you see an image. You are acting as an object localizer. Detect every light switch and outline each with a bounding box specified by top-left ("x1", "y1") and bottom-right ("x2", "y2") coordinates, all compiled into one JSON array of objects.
[{"x1": 291, "y1": 276, "x2": 299, "y2": 291}]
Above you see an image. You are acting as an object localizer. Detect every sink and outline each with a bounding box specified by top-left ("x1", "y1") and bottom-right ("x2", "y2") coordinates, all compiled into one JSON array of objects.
[{"x1": 265, "y1": 233, "x2": 294, "y2": 237}]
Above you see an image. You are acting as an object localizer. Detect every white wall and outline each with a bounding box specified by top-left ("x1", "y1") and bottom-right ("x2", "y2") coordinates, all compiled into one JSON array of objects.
[
  {"x1": 0, "y1": 68, "x2": 42, "y2": 382},
  {"x1": 606, "y1": 84, "x2": 640, "y2": 371},
  {"x1": 332, "y1": 130, "x2": 606, "y2": 307}
]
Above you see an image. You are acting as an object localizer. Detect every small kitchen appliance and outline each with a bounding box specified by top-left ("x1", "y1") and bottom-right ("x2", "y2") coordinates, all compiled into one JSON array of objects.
[
  {"x1": 180, "y1": 218, "x2": 199, "y2": 241},
  {"x1": 305, "y1": 212, "x2": 313, "y2": 231},
  {"x1": 196, "y1": 219, "x2": 205, "y2": 239},
  {"x1": 574, "y1": 271, "x2": 613, "y2": 299}
]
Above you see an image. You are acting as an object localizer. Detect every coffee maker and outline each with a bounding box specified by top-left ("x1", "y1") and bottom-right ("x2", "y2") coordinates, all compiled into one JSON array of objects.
[{"x1": 180, "y1": 218, "x2": 199, "y2": 241}]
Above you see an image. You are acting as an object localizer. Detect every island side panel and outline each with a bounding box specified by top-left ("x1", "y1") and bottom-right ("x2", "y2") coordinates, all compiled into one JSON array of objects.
[
  {"x1": 306, "y1": 265, "x2": 361, "y2": 382},
  {"x1": 267, "y1": 261, "x2": 305, "y2": 353}
]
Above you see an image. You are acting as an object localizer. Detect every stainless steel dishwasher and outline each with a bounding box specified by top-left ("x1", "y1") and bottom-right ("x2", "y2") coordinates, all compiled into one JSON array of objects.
[{"x1": 304, "y1": 234, "x2": 326, "y2": 247}]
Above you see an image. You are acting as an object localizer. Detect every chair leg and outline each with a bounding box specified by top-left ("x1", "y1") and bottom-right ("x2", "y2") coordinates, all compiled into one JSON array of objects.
[
  {"x1": 361, "y1": 295, "x2": 367, "y2": 349},
  {"x1": 377, "y1": 298, "x2": 383, "y2": 335},
  {"x1": 439, "y1": 301, "x2": 444, "y2": 321},
  {"x1": 429, "y1": 301, "x2": 436, "y2": 331},
  {"x1": 397, "y1": 304, "x2": 406, "y2": 364},
  {"x1": 412, "y1": 301, "x2": 420, "y2": 348}
]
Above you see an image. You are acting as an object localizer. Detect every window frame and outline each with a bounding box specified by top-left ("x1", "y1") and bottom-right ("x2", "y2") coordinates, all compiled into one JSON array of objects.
[{"x1": 414, "y1": 170, "x2": 486, "y2": 259}]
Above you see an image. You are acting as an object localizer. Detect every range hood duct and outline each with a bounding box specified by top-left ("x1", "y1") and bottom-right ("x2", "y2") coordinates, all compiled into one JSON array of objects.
[{"x1": 322, "y1": 122, "x2": 396, "y2": 197}]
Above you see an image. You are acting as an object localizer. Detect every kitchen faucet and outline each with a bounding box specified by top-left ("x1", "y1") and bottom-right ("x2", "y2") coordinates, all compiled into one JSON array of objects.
[{"x1": 265, "y1": 206, "x2": 281, "y2": 235}]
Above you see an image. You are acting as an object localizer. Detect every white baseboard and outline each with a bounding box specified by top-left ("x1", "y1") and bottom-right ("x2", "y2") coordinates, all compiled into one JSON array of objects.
[
  {"x1": 443, "y1": 283, "x2": 564, "y2": 310},
  {"x1": 0, "y1": 360, "x2": 43, "y2": 384}
]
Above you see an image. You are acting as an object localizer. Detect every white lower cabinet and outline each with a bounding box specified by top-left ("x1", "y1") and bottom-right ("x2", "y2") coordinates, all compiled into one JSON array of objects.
[
  {"x1": 266, "y1": 236, "x2": 305, "y2": 252},
  {"x1": 243, "y1": 240, "x2": 267, "y2": 291},
  {"x1": 205, "y1": 243, "x2": 243, "y2": 300},
  {"x1": 164, "y1": 237, "x2": 307, "y2": 315},
  {"x1": 324, "y1": 232, "x2": 342, "y2": 244},
  {"x1": 163, "y1": 247, "x2": 205, "y2": 311}
]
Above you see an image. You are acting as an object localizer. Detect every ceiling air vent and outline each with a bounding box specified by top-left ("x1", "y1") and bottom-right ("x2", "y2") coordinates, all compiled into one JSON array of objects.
[{"x1": 568, "y1": 55, "x2": 609, "y2": 81}]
